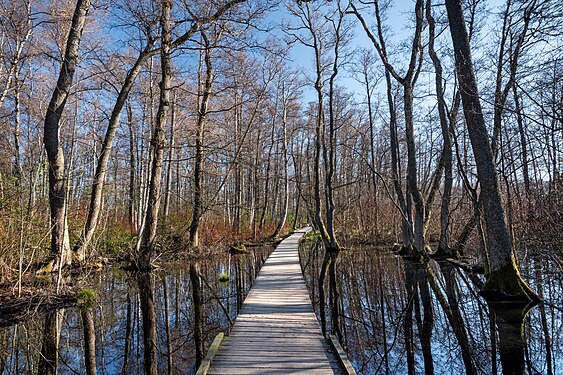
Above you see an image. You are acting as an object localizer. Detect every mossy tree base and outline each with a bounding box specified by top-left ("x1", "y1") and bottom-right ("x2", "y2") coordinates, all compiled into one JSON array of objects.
[
  {"x1": 229, "y1": 244, "x2": 249, "y2": 255},
  {"x1": 481, "y1": 262, "x2": 541, "y2": 303},
  {"x1": 36, "y1": 261, "x2": 55, "y2": 275},
  {"x1": 396, "y1": 243, "x2": 428, "y2": 262},
  {"x1": 431, "y1": 244, "x2": 458, "y2": 260}
]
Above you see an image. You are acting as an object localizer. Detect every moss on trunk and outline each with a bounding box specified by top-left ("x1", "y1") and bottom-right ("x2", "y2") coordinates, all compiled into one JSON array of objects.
[
  {"x1": 397, "y1": 243, "x2": 427, "y2": 262},
  {"x1": 481, "y1": 260, "x2": 540, "y2": 302}
]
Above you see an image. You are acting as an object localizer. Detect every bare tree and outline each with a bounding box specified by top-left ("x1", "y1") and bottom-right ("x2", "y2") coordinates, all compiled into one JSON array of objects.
[
  {"x1": 426, "y1": 0, "x2": 455, "y2": 257},
  {"x1": 352, "y1": 0, "x2": 427, "y2": 256},
  {"x1": 444, "y1": 0, "x2": 538, "y2": 301},
  {"x1": 137, "y1": 0, "x2": 172, "y2": 270},
  {"x1": 43, "y1": 0, "x2": 91, "y2": 270},
  {"x1": 272, "y1": 79, "x2": 294, "y2": 238},
  {"x1": 189, "y1": 31, "x2": 215, "y2": 248},
  {"x1": 73, "y1": 0, "x2": 249, "y2": 259}
]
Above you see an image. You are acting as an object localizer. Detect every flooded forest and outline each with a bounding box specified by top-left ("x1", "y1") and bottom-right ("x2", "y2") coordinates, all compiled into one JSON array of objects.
[{"x1": 0, "y1": 0, "x2": 562, "y2": 374}]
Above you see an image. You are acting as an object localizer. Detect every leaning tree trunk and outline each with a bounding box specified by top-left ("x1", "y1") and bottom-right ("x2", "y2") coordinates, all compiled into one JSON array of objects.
[
  {"x1": 73, "y1": 45, "x2": 152, "y2": 261},
  {"x1": 43, "y1": 0, "x2": 91, "y2": 270},
  {"x1": 444, "y1": 0, "x2": 538, "y2": 302},
  {"x1": 137, "y1": 0, "x2": 172, "y2": 269}
]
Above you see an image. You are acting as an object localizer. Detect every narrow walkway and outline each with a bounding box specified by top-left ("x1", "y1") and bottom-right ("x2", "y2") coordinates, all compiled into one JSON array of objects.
[{"x1": 207, "y1": 228, "x2": 341, "y2": 374}]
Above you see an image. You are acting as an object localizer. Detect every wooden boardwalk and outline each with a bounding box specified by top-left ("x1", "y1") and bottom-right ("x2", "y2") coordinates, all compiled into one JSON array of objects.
[{"x1": 207, "y1": 228, "x2": 342, "y2": 375}]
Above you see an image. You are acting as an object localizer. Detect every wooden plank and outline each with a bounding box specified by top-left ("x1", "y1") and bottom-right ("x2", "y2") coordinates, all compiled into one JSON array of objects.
[
  {"x1": 196, "y1": 332, "x2": 224, "y2": 375},
  {"x1": 210, "y1": 364, "x2": 343, "y2": 371},
  {"x1": 208, "y1": 368, "x2": 338, "y2": 375},
  {"x1": 329, "y1": 335, "x2": 357, "y2": 375},
  {"x1": 207, "y1": 228, "x2": 343, "y2": 375},
  {"x1": 216, "y1": 348, "x2": 330, "y2": 354}
]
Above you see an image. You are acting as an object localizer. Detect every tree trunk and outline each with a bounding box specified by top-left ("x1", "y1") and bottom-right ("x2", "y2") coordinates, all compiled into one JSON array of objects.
[
  {"x1": 513, "y1": 86, "x2": 530, "y2": 195},
  {"x1": 259, "y1": 93, "x2": 278, "y2": 230},
  {"x1": 324, "y1": 4, "x2": 347, "y2": 251},
  {"x1": 137, "y1": 273, "x2": 157, "y2": 375},
  {"x1": 444, "y1": 0, "x2": 538, "y2": 301},
  {"x1": 190, "y1": 262, "x2": 204, "y2": 368},
  {"x1": 137, "y1": 0, "x2": 172, "y2": 269},
  {"x1": 189, "y1": 33, "x2": 214, "y2": 248},
  {"x1": 352, "y1": 1, "x2": 414, "y2": 248},
  {"x1": 404, "y1": 83, "x2": 426, "y2": 256},
  {"x1": 273, "y1": 83, "x2": 290, "y2": 238},
  {"x1": 13, "y1": 75, "x2": 22, "y2": 184},
  {"x1": 163, "y1": 92, "x2": 176, "y2": 218},
  {"x1": 363, "y1": 55, "x2": 379, "y2": 233},
  {"x1": 73, "y1": 0, "x2": 247, "y2": 258},
  {"x1": 43, "y1": 0, "x2": 91, "y2": 269},
  {"x1": 126, "y1": 101, "x2": 138, "y2": 234},
  {"x1": 427, "y1": 0, "x2": 454, "y2": 257},
  {"x1": 491, "y1": 0, "x2": 532, "y2": 160},
  {"x1": 74, "y1": 43, "x2": 153, "y2": 259},
  {"x1": 307, "y1": 3, "x2": 331, "y2": 249},
  {"x1": 81, "y1": 308, "x2": 97, "y2": 375}
]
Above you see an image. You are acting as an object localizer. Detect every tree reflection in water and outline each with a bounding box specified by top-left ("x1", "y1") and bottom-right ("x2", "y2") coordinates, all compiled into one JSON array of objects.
[
  {"x1": 0, "y1": 247, "x2": 271, "y2": 374},
  {"x1": 300, "y1": 240, "x2": 562, "y2": 375}
]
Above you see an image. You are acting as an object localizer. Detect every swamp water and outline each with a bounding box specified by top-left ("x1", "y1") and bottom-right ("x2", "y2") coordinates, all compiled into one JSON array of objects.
[
  {"x1": 299, "y1": 241, "x2": 563, "y2": 375},
  {"x1": 1, "y1": 241, "x2": 561, "y2": 375},
  {"x1": 0, "y1": 246, "x2": 272, "y2": 374}
]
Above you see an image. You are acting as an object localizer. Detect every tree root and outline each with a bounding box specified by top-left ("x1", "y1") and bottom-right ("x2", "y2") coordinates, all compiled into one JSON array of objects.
[{"x1": 481, "y1": 261, "x2": 541, "y2": 303}]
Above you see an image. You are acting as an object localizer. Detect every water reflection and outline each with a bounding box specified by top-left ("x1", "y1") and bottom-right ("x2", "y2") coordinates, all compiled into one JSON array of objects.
[
  {"x1": 137, "y1": 272, "x2": 157, "y2": 375},
  {"x1": 38, "y1": 310, "x2": 63, "y2": 375},
  {"x1": 189, "y1": 263, "x2": 203, "y2": 369},
  {"x1": 300, "y1": 240, "x2": 563, "y2": 375},
  {"x1": 81, "y1": 306, "x2": 97, "y2": 375},
  {"x1": 491, "y1": 303, "x2": 534, "y2": 375},
  {"x1": 0, "y1": 247, "x2": 271, "y2": 374}
]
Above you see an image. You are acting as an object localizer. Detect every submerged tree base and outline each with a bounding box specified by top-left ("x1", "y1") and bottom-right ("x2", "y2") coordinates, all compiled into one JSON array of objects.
[
  {"x1": 35, "y1": 255, "x2": 70, "y2": 276},
  {"x1": 431, "y1": 244, "x2": 459, "y2": 260},
  {"x1": 480, "y1": 262, "x2": 541, "y2": 303},
  {"x1": 396, "y1": 243, "x2": 428, "y2": 262}
]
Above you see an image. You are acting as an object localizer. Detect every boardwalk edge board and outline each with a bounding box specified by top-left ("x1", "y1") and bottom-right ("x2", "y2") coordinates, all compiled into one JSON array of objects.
[
  {"x1": 329, "y1": 335, "x2": 357, "y2": 375},
  {"x1": 196, "y1": 332, "x2": 224, "y2": 375}
]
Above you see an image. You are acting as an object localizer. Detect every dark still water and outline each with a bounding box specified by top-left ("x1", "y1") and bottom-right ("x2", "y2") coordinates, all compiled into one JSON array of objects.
[
  {"x1": 2, "y1": 241, "x2": 561, "y2": 375},
  {"x1": 299, "y1": 240, "x2": 563, "y2": 375},
  {"x1": 0, "y1": 247, "x2": 271, "y2": 374}
]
